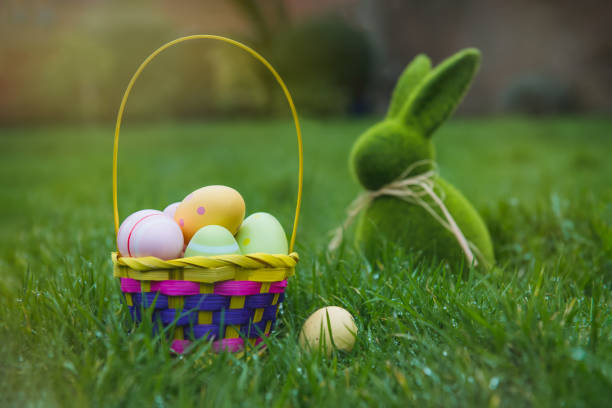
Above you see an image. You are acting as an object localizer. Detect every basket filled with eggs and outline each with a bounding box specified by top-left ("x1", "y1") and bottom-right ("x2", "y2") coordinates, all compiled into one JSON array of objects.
[{"x1": 111, "y1": 36, "x2": 303, "y2": 354}]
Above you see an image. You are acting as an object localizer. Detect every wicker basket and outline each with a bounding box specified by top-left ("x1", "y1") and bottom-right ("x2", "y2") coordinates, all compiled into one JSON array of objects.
[{"x1": 111, "y1": 35, "x2": 303, "y2": 354}]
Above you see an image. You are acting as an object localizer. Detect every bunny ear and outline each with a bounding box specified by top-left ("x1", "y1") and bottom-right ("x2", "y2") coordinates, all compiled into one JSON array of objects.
[
  {"x1": 386, "y1": 54, "x2": 431, "y2": 119},
  {"x1": 401, "y1": 48, "x2": 481, "y2": 137}
]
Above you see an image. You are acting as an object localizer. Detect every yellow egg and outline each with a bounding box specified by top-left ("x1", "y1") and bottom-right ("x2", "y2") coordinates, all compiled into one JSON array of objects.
[
  {"x1": 174, "y1": 185, "x2": 245, "y2": 242},
  {"x1": 299, "y1": 306, "x2": 358, "y2": 356}
]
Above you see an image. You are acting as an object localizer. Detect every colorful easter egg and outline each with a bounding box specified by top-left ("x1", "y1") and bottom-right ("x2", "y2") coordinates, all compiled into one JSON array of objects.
[
  {"x1": 117, "y1": 209, "x2": 184, "y2": 259},
  {"x1": 184, "y1": 225, "x2": 241, "y2": 257},
  {"x1": 299, "y1": 306, "x2": 358, "y2": 356},
  {"x1": 163, "y1": 202, "x2": 181, "y2": 219},
  {"x1": 117, "y1": 209, "x2": 161, "y2": 255},
  {"x1": 236, "y1": 212, "x2": 288, "y2": 254},
  {"x1": 174, "y1": 185, "x2": 245, "y2": 242}
]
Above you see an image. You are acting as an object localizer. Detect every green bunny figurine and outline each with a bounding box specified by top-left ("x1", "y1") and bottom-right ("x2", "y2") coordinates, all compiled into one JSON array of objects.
[{"x1": 349, "y1": 48, "x2": 495, "y2": 266}]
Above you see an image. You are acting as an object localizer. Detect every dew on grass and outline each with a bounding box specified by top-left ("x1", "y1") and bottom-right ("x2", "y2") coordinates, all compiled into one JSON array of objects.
[
  {"x1": 423, "y1": 367, "x2": 433, "y2": 376},
  {"x1": 570, "y1": 348, "x2": 586, "y2": 361},
  {"x1": 489, "y1": 376, "x2": 500, "y2": 390},
  {"x1": 154, "y1": 394, "x2": 164, "y2": 407}
]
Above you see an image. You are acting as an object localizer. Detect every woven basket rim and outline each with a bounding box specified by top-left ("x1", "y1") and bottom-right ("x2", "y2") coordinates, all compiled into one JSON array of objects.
[
  {"x1": 113, "y1": 251, "x2": 298, "y2": 268},
  {"x1": 112, "y1": 252, "x2": 298, "y2": 283}
]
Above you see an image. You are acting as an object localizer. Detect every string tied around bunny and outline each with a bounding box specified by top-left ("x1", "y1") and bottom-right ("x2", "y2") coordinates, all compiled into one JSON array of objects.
[{"x1": 328, "y1": 159, "x2": 482, "y2": 266}]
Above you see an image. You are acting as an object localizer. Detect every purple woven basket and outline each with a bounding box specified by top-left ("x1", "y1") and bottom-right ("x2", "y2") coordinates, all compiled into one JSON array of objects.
[{"x1": 116, "y1": 273, "x2": 293, "y2": 353}]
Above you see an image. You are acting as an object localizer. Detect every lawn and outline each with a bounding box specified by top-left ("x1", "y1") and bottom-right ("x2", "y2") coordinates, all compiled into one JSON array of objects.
[{"x1": 0, "y1": 116, "x2": 611, "y2": 407}]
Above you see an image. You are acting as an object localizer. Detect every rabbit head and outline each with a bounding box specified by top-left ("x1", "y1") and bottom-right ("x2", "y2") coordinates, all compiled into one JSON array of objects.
[{"x1": 350, "y1": 48, "x2": 481, "y2": 190}]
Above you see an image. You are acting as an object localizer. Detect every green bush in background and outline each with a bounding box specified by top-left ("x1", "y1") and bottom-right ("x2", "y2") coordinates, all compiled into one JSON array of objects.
[
  {"x1": 230, "y1": 0, "x2": 373, "y2": 116},
  {"x1": 272, "y1": 17, "x2": 373, "y2": 116}
]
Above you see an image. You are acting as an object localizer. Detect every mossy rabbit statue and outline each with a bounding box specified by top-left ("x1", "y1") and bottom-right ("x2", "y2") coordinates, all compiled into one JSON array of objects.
[{"x1": 349, "y1": 48, "x2": 495, "y2": 266}]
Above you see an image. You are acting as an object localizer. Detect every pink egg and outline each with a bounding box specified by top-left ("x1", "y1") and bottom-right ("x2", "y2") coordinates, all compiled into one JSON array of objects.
[
  {"x1": 117, "y1": 209, "x2": 162, "y2": 255},
  {"x1": 163, "y1": 202, "x2": 181, "y2": 219},
  {"x1": 128, "y1": 217, "x2": 184, "y2": 259},
  {"x1": 117, "y1": 209, "x2": 184, "y2": 259}
]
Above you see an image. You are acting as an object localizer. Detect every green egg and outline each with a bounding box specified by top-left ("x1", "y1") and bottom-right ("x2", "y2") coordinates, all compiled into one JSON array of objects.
[
  {"x1": 236, "y1": 212, "x2": 288, "y2": 255},
  {"x1": 184, "y1": 225, "x2": 240, "y2": 257}
]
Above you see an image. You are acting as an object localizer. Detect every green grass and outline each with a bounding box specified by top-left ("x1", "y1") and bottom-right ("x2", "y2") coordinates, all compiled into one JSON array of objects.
[{"x1": 1, "y1": 116, "x2": 611, "y2": 407}]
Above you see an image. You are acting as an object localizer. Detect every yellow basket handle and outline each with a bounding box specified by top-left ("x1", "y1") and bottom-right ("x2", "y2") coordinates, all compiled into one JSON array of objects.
[{"x1": 113, "y1": 35, "x2": 303, "y2": 253}]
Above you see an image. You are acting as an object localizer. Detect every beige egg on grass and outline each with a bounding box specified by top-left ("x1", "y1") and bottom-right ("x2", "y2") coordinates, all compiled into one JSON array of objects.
[{"x1": 299, "y1": 306, "x2": 358, "y2": 355}]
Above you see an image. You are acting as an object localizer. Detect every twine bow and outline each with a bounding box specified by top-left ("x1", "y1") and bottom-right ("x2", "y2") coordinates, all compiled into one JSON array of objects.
[{"x1": 329, "y1": 160, "x2": 479, "y2": 266}]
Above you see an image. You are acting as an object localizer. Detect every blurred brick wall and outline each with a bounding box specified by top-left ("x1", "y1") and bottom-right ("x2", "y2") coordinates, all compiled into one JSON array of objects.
[{"x1": 350, "y1": 0, "x2": 612, "y2": 114}]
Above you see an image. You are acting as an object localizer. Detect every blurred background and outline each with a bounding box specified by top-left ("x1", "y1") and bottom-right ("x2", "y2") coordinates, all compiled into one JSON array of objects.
[
  {"x1": 1, "y1": 0, "x2": 611, "y2": 124},
  {"x1": 3, "y1": 3, "x2": 612, "y2": 406}
]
